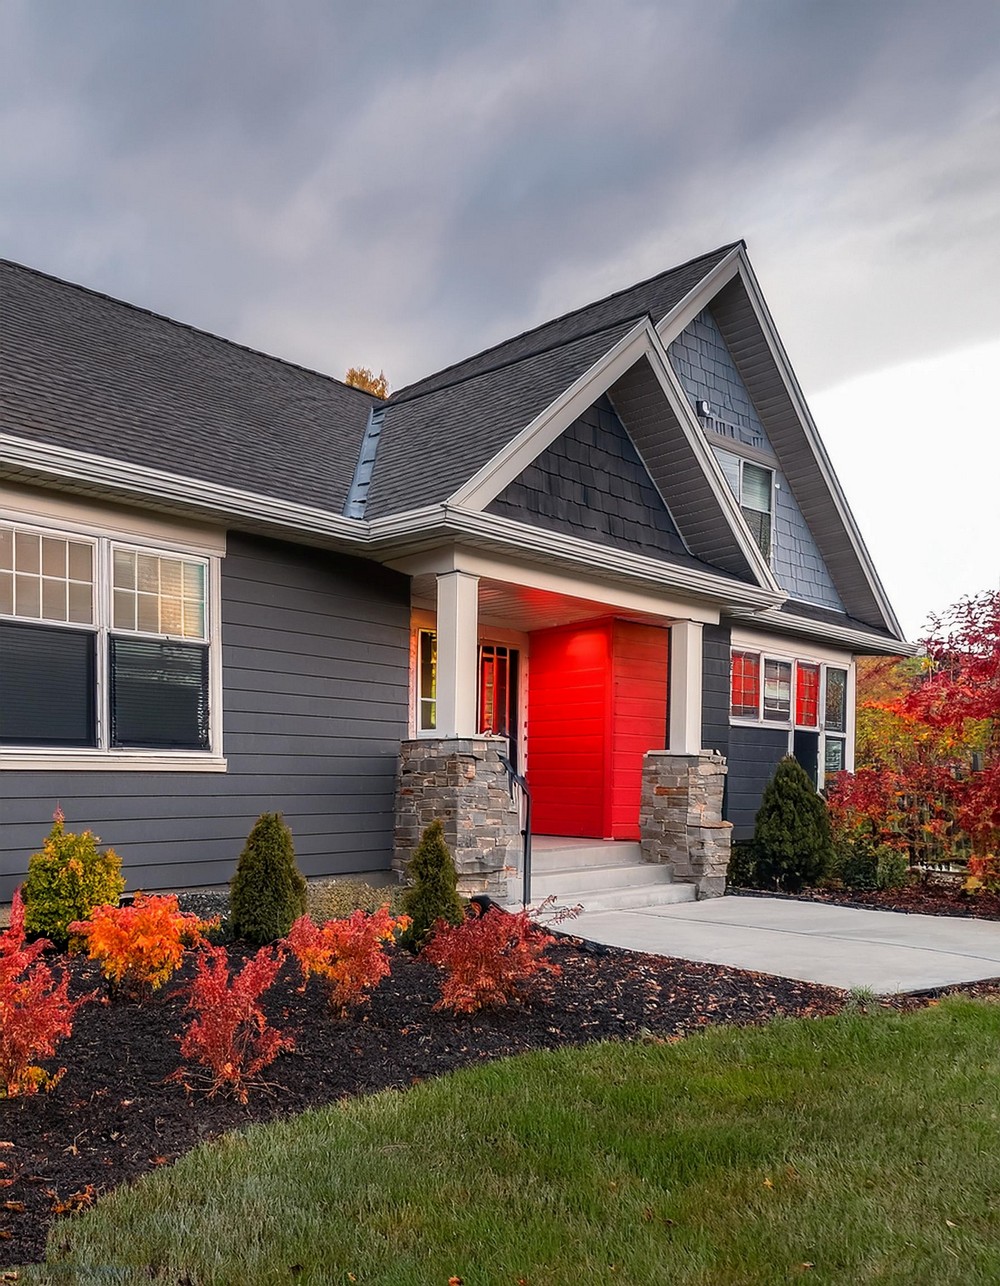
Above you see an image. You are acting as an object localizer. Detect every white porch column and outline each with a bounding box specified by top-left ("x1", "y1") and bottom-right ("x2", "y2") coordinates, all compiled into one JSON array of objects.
[
  {"x1": 435, "y1": 570, "x2": 480, "y2": 736},
  {"x1": 669, "y1": 620, "x2": 704, "y2": 754}
]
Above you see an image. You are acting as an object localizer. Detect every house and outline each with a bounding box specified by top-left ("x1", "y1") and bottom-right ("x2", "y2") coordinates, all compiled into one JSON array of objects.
[{"x1": 0, "y1": 243, "x2": 913, "y2": 906}]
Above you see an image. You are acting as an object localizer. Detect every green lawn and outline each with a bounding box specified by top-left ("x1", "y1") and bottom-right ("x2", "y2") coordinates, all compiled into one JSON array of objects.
[{"x1": 26, "y1": 1000, "x2": 1000, "y2": 1285}]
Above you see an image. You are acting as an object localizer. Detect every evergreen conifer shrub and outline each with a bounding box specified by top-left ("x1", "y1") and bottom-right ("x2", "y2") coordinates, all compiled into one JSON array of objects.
[
  {"x1": 399, "y1": 820, "x2": 465, "y2": 951},
  {"x1": 230, "y1": 813, "x2": 307, "y2": 945},
  {"x1": 752, "y1": 756, "x2": 834, "y2": 892}
]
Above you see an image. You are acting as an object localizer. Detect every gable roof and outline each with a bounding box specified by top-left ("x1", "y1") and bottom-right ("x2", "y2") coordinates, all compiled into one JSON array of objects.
[
  {"x1": 391, "y1": 243, "x2": 741, "y2": 403},
  {"x1": 0, "y1": 260, "x2": 378, "y2": 515}
]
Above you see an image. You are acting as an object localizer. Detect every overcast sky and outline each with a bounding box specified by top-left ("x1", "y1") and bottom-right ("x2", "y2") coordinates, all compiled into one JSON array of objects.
[{"x1": 2, "y1": 0, "x2": 998, "y2": 638}]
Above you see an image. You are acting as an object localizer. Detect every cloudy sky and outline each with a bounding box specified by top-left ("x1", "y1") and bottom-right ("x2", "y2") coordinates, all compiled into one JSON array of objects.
[{"x1": 2, "y1": 0, "x2": 998, "y2": 638}]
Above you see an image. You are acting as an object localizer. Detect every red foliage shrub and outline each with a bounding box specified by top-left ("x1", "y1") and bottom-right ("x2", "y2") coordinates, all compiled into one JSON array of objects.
[
  {"x1": 0, "y1": 888, "x2": 89, "y2": 1097},
  {"x1": 69, "y1": 893, "x2": 217, "y2": 995},
  {"x1": 286, "y1": 907, "x2": 410, "y2": 1016},
  {"x1": 423, "y1": 906, "x2": 560, "y2": 1014},
  {"x1": 172, "y1": 944, "x2": 293, "y2": 1102}
]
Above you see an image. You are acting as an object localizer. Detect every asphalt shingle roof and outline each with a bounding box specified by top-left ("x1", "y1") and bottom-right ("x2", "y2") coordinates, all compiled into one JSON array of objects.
[
  {"x1": 364, "y1": 318, "x2": 645, "y2": 519},
  {"x1": 391, "y1": 243, "x2": 740, "y2": 404},
  {"x1": 0, "y1": 260, "x2": 378, "y2": 514}
]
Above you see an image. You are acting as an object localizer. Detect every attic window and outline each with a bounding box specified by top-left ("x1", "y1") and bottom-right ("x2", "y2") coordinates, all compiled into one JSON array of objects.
[{"x1": 740, "y1": 462, "x2": 773, "y2": 562}]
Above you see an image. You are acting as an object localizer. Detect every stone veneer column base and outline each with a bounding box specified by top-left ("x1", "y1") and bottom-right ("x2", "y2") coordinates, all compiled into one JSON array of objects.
[
  {"x1": 639, "y1": 751, "x2": 732, "y2": 898},
  {"x1": 394, "y1": 737, "x2": 521, "y2": 900}
]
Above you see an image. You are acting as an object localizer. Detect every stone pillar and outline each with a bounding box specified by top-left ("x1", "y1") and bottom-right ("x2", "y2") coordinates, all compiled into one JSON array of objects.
[
  {"x1": 394, "y1": 736, "x2": 521, "y2": 899},
  {"x1": 639, "y1": 750, "x2": 732, "y2": 898}
]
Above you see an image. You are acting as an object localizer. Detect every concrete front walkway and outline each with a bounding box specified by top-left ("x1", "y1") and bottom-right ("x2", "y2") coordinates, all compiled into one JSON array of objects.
[{"x1": 570, "y1": 895, "x2": 1000, "y2": 993}]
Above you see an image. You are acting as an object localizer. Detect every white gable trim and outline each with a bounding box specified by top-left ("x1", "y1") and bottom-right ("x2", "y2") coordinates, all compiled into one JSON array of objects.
[
  {"x1": 445, "y1": 320, "x2": 781, "y2": 595},
  {"x1": 655, "y1": 249, "x2": 906, "y2": 641}
]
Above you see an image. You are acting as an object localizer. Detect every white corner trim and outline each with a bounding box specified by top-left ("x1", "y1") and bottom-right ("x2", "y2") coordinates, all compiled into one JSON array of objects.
[
  {"x1": 447, "y1": 319, "x2": 652, "y2": 510},
  {"x1": 655, "y1": 245, "x2": 744, "y2": 341},
  {"x1": 0, "y1": 751, "x2": 228, "y2": 772}
]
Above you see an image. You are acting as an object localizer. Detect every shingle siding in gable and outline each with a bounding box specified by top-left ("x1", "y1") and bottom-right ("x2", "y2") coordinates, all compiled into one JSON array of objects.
[
  {"x1": 670, "y1": 308, "x2": 845, "y2": 613},
  {"x1": 0, "y1": 534, "x2": 410, "y2": 899},
  {"x1": 487, "y1": 396, "x2": 692, "y2": 563}
]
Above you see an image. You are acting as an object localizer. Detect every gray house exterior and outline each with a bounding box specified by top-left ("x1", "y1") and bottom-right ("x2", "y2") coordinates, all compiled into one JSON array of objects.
[{"x1": 0, "y1": 244, "x2": 912, "y2": 902}]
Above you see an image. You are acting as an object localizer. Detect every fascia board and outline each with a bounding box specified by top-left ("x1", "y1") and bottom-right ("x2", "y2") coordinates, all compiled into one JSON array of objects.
[
  {"x1": 683, "y1": 252, "x2": 906, "y2": 642},
  {"x1": 733, "y1": 255, "x2": 905, "y2": 639},
  {"x1": 0, "y1": 431, "x2": 371, "y2": 550},
  {"x1": 638, "y1": 328, "x2": 783, "y2": 595},
  {"x1": 433, "y1": 506, "x2": 784, "y2": 611},
  {"x1": 655, "y1": 245, "x2": 744, "y2": 341},
  {"x1": 739, "y1": 606, "x2": 921, "y2": 657},
  {"x1": 446, "y1": 318, "x2": 652, "y2": 511}
]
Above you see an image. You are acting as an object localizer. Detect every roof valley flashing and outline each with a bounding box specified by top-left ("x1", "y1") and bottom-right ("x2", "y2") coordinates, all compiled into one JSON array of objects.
[{"x1": 0, "y1": 244, "x2": 909, "y2": 649}]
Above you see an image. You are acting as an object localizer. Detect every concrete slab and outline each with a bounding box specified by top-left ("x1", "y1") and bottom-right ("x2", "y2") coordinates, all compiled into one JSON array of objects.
[{"x1": 569, "y1": 895, "x2": 1000, "y2": 993}]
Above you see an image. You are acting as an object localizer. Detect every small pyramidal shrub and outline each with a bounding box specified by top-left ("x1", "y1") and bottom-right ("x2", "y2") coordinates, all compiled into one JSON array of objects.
[
  {"x1": 23, "y1": 809, "x2": 125, "y2": 949},
  {"x1": 230, "y1": 813, "x2": 307, "y2": 945},
  {"x1": 399, "y1": 819, "x2": 465, "y2": 951},
  {"x1": 752, "y1": 756, "x2": 834, "y2": 893}
]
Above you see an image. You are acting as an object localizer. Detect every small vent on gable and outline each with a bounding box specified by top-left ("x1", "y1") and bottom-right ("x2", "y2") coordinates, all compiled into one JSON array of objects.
[
  {"x1": 344, "y1": 406, "x2": 386, "y2": 519},
  {"x1": 697, "y1": 402, "x2": 764, "y2": 451}
]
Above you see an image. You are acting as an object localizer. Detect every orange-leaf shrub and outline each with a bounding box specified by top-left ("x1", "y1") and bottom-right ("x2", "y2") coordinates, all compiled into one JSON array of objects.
[
  {"x1": 69, "y1": 894, "x2": 217, "y2": 994},
  {"x1": 172, "y1": 944, "x2": 292, "y2": 1102},
  {"x1": 0, "y1": 888, "x2": 90, "y2": 1097},
  {"x1": 423, "y1": 906, "x2": 560, "y2": 1014},
  {"x1": 286, "y1": 907, "x2": 410, "y2": 1016}
]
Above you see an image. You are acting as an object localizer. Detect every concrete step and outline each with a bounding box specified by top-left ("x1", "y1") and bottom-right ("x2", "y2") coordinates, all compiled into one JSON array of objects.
[
  {"x1": 530, "y1": 840, "x2": 642, "y2": 870},
  {"x1": 530, "y1": 861, "x2": 672, "y2": 897},
  {"x1": 569, "y1": 881, "x2": 698, "y2": 913}
]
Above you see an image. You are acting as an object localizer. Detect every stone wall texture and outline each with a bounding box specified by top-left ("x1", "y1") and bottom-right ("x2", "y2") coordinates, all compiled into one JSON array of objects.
[
  {"x1": 639, "y1": 750, "x2": 732, "y2": 897},
  {"x1": 394, "y1": 737, "x2": 521, "y2": 898}
]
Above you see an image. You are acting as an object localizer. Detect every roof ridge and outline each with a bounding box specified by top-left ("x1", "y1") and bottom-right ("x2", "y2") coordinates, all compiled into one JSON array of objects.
[
  {"x1": 387, "y1": 313, "x2": 650, "y2": 407},
  {"x1": 0, "y1": 258, "x2": 381, "y2": 404},
  {"x1": 391, "y1": 241, "x2": 743, "y2": 401}
]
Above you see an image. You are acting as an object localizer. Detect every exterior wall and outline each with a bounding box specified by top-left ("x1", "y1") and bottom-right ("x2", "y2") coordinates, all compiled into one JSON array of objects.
[
  {"x1": 725, "y1": 724, "x2": 791, "y2": 840},
  {"x1": 669, "y1": 308, "x2": 844, "y2": 611},
  {"x1": 0, "y1": 533, "x2": 410, "y2": 899},
  {"x1": 701, "y1": 623, "x2": 732, "y2": 760},
  {"x1": 487, "y1": 395, "x2": 689, "y2": 563}
]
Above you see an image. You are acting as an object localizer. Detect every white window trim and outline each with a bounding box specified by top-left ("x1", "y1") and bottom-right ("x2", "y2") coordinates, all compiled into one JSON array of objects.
[
  {"x1": 738, "y1": 459, "x2": 775, "y2": 564},
  {"x1": 1, "y1": 513, "x2": 226, "y2": 771}
]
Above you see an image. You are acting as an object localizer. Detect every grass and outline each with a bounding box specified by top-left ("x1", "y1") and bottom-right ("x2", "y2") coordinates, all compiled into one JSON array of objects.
[
  {"x1": 25, "y1": 999, "x2": 1000, "y2": 1285},
  {"x1": 305, "y1": 878, "x2": 405, "y2": 922}
]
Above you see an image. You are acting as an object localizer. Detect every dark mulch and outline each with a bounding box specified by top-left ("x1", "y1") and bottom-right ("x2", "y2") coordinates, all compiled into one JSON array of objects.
[
  {"x1": 2, "y1": 937, "x2": 848, "y2": 1268},
  {"x1": 741, "y1": 883, "x2": 1000, "y2": 921}
]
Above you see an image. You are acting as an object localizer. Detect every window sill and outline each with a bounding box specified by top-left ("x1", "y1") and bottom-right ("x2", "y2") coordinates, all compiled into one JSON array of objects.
[{"x1": 0, "y1": 750, "x2": 228, "y2": 772}]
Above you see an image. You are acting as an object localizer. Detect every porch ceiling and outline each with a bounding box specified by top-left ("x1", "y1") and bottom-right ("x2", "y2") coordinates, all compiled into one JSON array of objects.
[{"x1": 411, "y1": 573, "x2": 678, "y2": 633}]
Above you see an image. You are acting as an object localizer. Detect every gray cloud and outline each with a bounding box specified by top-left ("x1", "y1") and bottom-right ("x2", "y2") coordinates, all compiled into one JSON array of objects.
[{"x1": 2, "y1": 0, "x2": 999, "y2": 392}]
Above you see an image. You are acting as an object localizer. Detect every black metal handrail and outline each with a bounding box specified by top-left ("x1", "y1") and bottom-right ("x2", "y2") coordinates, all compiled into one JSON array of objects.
[{"x1": 498, "y1": 752, "x2": 532, "y2": 907}]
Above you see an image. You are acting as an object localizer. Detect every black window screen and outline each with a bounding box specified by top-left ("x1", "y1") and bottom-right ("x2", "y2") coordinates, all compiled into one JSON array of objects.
[
  {"x1": 0, "y1": 621, "x2": 96, "y2": 746},
  {"x1": 110, "y1": 637, "x2": 209, "y2": 749}
]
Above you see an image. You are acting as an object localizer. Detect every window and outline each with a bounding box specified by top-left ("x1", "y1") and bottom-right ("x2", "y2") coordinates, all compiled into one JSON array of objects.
[
  {"x1": 418, "y1": 630, "x2": 437, "y2": 731},
  {"x1": 762, "y1": 659, "x2": 791, "y2": 721},
  {"x1": 729, "y1": 647, "x2": 852, "y2": 786},
  {"x1": 730, "y1": 651, "x2": 760, "y2": 718},
  {"x1": 795, "y1": 662, "x2": 820, "y2": 727},
  {"x1": 0, "y1": 520, "x2": 217, "y2": 759},
  {"x1": 714, "y1": 451, "x2": 774, "y2": 563},
  {"x1": 740, "y1": 462, "x2": 773, "y2": 561}
]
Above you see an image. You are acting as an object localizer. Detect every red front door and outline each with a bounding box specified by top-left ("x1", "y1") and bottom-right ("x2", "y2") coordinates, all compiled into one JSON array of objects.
[{"x1": 527, "y1": 620, "x2": 668, "y2": 839}]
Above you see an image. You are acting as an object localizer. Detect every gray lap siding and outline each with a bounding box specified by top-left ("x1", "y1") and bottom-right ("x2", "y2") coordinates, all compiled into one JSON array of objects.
[
  {"x1": 725, "y1": 725, "x2": 790, "y2": 840},
  {"x1": 0, "y1": 534, "x2": 410, "y2": 900}
]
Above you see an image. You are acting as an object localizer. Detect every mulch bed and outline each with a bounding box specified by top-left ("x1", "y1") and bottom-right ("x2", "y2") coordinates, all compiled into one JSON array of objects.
[
  {"x1": 739, "y1": 883, "x2": 1000, "y2": 920},
  {"x1": 0, "y1": 936, "x2": 850, "y2": 1269}
]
